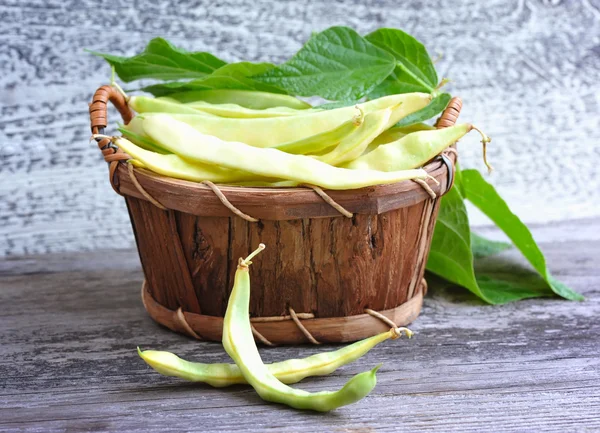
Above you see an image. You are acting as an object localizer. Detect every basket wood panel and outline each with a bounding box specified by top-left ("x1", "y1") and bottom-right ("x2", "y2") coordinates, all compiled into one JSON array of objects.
[{"x1": 127, "y1": 197, "x2": 434, "y2": 318}]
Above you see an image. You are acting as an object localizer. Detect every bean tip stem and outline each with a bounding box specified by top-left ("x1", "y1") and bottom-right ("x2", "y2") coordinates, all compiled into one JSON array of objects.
[
  {"x1": 352, "y1": 105, "x2": 365, "y2": 126},
  {"x1": 470, "y1": 125, "x2": 494, "y2": 173},
  {"x1": 372, "y1": 363, "x2": 384, "y2": 374},
  {"x1": 391, "y1": 327, "x2": 414, "y2": 339},
  {"x1": 240, "y1": 243, "x2": 266, "y2": 267}
]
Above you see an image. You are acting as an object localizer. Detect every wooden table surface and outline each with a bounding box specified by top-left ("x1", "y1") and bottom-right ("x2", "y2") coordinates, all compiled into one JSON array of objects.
[{"x1": 1, "y1": 219, "x2": 599, "y2": 432}]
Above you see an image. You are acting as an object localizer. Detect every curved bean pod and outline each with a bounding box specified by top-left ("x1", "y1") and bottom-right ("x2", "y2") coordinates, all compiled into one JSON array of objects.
[
  {"x1": 343, "y1": 124, "x2": 492, "y2": 172},
  {"x1": 117, "y1": 126, "x2": 169, "y2": 155},
  {"x1": 141, "y1": 115, "x2": 429, "y2": 190},
  {"x1": 129, "y1": 96, "x2": 218, "y2": 116},
  {"x1": 149, "y1": 93, "x2": 431, "y2": 148},
  {"x1": 271, "y1": 106, "x2": 365, "y2": 155},
  {"x1": 185, "y1": 101, "x2": 306, "y2": 118},
  {"x1": 361, "y1": 122, "x2": 436, "y2": 156},
  {"x1": 316, "y1": 107, "x2": 392, "y2": 166},
  {"x1": 138, "y1": 326, "x2": 412, "y2": 387},
  {"x1": 110, "y1": 136, "x2": 257, "y2": 184},
  {"x1": 161, "y1": 89, "x2": 312, "y2": 110},
  {"x1": 222, "y1": 244, "x2": 382, "y2": 412}
]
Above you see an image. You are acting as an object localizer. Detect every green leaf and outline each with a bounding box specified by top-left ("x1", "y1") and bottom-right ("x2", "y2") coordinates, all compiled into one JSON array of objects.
[
  {"x1": 89, "y1": 38, "x2": 226, "y2": 82},
  {"x1": 426, "y1": 186, "x2": 491, "y2": 301},
  {"x1": 471, "y1": 233, "x2": 512, "y2": 258},
  {"x1": 461, "y1": 169, "x2": 583, "y2": 301},
  {"x1": 141, "y1": 62, "x2": 285, "y2": 96},
  {"x1": 365, "y1": 28, "x2": 438, "y2": 95},
  {"x1": 393, "y1": 93, "x2": 451, "y2": 127},
  {"x1": 426, "y1": 182, "x2": 579, "y2": 304},
  {"x1": 253, "y1": 26, "x2": 396, "y2": 100},
  {"x1": 475, "y1": 273, "x2": 555, "y2": 302}
]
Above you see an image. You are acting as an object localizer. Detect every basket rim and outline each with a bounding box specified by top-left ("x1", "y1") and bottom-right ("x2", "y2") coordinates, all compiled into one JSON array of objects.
[{"x1": 117, "y1": 150, "x2": 454, "y2": 220}]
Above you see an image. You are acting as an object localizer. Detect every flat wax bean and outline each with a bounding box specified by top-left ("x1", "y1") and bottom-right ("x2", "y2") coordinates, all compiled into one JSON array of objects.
[
  {"x1": 138, "y1": 327, "x2": 412, "y2": 387},
  {"x1": 117, "y1": 126, "x2": 170, "y2": 154},
  {"x1": 361, "y1": 122, "x2": 436, "y2": 156},
  {"x1": 375, "y1": 122, "x2": 436, "y2": 145},
  {"x1": 162, "y1": 89, "x2": 312, "y2": 109},
  {"x1": 148, "y1": 93, "x2": 431, "y2": 148},
  {"x1": 316, "y1": 107, "x2": 392, "y2": 166},
  {"x1": 111, "y1": 136, "x2": 257, "y2": 184},
  {"x1": 272, "y1": 107, "x2": 364, "y2": 155},
  {"x1": 142, "y1": 115, "x2": 429, "y2": 190},
  {"x1": 343, "y1": 124, "x2": 491, "y2": 172},
  {"x1": 223, "y1": 245, "x2": 382, "y2": 412},
  {"x1": 129, "y1": 96, "x2": 219, "y2": 116},
  {"x1": 186, "y1": 101, "x2": 306, "y2": 118}
]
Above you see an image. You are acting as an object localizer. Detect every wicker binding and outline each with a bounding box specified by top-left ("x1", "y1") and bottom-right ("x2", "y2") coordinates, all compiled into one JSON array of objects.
[{"x1": 89, "y1": 86, "x2": 462, "y2": 344}]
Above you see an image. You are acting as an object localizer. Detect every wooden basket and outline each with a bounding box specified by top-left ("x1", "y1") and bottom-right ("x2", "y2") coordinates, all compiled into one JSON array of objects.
[{"x1": 89, "y1": 86, "x2": 462, "y2": 345}]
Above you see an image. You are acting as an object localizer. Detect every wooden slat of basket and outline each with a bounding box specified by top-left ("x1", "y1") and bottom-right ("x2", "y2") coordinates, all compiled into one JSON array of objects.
[
  {"x1": 141, "y1": 280, "x2": 424, "y2": 345},
  {"x1": 116, "y1": 157, "x2": 451, "y2": 220}
]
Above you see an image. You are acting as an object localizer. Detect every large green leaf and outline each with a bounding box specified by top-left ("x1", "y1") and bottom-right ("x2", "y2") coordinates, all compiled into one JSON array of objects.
[
  {"x1": 393, "y1": 93, "x2": 451, "y2": 127},
  {"x1": 471, "y1": 233, "x2": 512, "y2": 259},
  {"x1": 366, "y1": 28, "x2": 438, "y2": 96},
  {"x1": 90, "y1": 38, "x2": 226, "y2": 82},
  {"x1": 426, "y1": 186, "x2": 561, "y2": 304},
  {"x1": 461, "y1": 169, "x2": 583, "y2": 301},
  {"x1": 141, "y1": 62, "x2": 285, "y2": 96},
  {"x1": 426, "y1": 186, "x2": 490, "y2": 301},
  {"x1": 253, "y1": 26, "x2": 396, "y2": 100}
]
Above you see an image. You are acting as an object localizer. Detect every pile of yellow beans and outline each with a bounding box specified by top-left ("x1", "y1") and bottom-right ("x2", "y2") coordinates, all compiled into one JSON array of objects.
[{"x1": 109, "y1": 90, "x2": 484, "y2": 190}]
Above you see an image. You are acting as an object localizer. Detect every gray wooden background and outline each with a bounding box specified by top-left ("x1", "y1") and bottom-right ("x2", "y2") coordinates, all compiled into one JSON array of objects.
[{"x1": 1, "y1": 0, "x2": 599, "y2": 256}]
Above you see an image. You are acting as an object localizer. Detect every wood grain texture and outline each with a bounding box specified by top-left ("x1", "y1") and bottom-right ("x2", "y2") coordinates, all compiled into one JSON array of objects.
[
  {"x1": 1, "y1": 218, "x2": 598, "y2": 432},
  {"x1": 127, "y1": 193, "x2": 435, "y2": 342},
  {"x1": 1, "y1": 0, "x2": 600, "y2": 257},
  {"x1": 115, "y1": 160, "x2": 451, "y2": 220}
]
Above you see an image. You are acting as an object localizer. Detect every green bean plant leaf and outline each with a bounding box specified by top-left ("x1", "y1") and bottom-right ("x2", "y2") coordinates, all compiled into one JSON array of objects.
[
  {"x1": 141, "y1": 62, "x2": 286, "y2": 96},
  {"x1": 89, "y1": 38, "x2": 226, "y2": 82},
  {"x1": 393, "y1": 93, "x2": 451, "y2": 128},
  {"x1": 253, "y1": 26, "x2": 396, "y2": 100},
  {"x1": 365, "y1": 28, "x2": 439, "y2": 96},
  {"x1": 426, "y1": 186, "x2": 490, "y2": 301},
  {"x1": 460, "y1": 169, "x2": 583, "y2": 301},
  {"x1": 471, "y1": 233, "x2": 512, "y2": 259},
  {"x1": 427, "y1": 186, "x2": 551, "y2": 303},
  {"x1": 426, "y1": 172, "x2": 583, "y2": 304}
]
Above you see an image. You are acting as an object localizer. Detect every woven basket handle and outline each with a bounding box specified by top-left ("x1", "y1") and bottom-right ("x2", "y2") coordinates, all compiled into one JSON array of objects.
[
  {"x1": 89, "y1": 85, "x2": 134, "y2": 192},
  {"x1": 434, "y1": 96, "x2": 462, "y2": 192},
  {"x1": 89, "y1": 85, "x2": 133, "y2": 134},
  {"x1": 436, "y1": 97, "x2": 462, "y2": 129}
]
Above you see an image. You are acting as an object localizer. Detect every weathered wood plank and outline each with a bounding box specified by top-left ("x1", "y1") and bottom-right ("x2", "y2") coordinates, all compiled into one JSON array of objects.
[
  {"x1": 0, "y1": 220, "x2": 598, "y2": 431},
  {"x1": 1, "y1": 0, "x2": 600, "y2": 256}
]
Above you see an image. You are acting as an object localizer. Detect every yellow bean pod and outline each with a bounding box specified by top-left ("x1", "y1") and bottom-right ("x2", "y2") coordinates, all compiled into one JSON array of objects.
[
  {"x1": 186, "y1": 100, "x2": 307, "y2": 118},
  {"x1": 162, "y1": 89, "x2": 312, "y2": 110},
  {"x1": 223, "y1": 245, "x2": 382, "y2": 411},
  {"x1": 147, "y1": 93, "x2": 431, "y2": 148},
  {"x1": 142, "y1": 114, "x2": 429, "y2": 190},
  {"x1": 129, "y1": 96, "x2": 218, "y2": 116},
  {"x1": 138, "y1": 326, "x2": 412, "y2": 387},
  {"x1": 113, "y1": 136, "x2": 256, "y2": 184},
  {"x1": 361, "y1": 122, "x2": 436, "y2": 156},
  {"x1": 316, "y1": 107, "x2": 392, "y2": 166},
  {"x1": 272, "y1": 106, "x2": 365, "y2": 155},
  {"x1": 343, "y1": 124, "x2": 489, "y2": 171}
]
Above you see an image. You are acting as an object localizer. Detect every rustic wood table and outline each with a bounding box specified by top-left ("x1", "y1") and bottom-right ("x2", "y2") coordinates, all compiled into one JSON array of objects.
[{"x1": 1, "y1": 219, "x2": 598, "y2": 432}]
